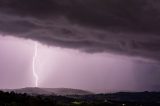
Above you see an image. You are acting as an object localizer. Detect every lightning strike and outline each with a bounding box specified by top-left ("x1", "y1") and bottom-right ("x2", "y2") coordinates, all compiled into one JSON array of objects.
[{"x1": 33, "y1": 42, "x2": 38, "y2": 87}]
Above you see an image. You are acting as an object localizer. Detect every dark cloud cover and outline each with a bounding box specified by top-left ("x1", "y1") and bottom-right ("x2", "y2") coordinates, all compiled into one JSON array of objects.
[{"x1": 0, "y1": 0, "x2": 160, "y2": 60}]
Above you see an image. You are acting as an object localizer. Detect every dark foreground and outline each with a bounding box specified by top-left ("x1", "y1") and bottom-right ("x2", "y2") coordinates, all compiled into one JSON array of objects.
[{"x1": 0, "y1": 91, "x2": 160, "y2": 106}]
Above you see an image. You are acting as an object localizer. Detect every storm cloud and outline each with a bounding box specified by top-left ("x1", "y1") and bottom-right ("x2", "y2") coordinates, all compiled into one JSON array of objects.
[{"x1": 0, "y1": 0, "x2": 160, "y2": 60}]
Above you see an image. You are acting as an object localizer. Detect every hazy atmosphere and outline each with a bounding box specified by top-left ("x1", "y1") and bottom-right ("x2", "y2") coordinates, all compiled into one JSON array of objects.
[
  {"x1": 0, "y1": 36, "x2": 160, "y2": 93},
  {"x1": 0, "y1": 0, "x2": 160, "y2": 93}
]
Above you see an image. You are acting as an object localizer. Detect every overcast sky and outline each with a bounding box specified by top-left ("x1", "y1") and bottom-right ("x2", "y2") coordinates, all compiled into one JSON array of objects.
[
  {"x1": 0, "y1": 36, "x2": 160, "y2": 93},
  {"x1": 0, "y1": 0, "x2": 160, "y2": 93}
]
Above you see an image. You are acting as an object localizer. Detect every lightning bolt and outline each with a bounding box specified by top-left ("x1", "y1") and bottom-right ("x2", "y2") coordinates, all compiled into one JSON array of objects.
[{"x1": 33, "y1": 42, "x2": 38, "y2": 87}]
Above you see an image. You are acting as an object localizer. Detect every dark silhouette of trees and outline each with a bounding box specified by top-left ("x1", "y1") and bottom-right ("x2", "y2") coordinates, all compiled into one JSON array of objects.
[{"x1": 0, "y1": 91, "x2": 160, "y2": 106}]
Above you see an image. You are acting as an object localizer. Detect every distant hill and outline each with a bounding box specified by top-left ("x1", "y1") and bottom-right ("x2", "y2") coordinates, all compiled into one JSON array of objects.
[{"x1": 2, "y1": 87, "x2": 93, "y2": 96}]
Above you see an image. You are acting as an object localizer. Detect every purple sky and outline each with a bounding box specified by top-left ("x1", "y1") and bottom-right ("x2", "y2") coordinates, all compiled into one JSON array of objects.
[
  {"x1": 0, "y1": 0, "x2": 160, "y2": 94},
  {"x1": 0, "y1": 36, "x2": 160, "y2": 93}
]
